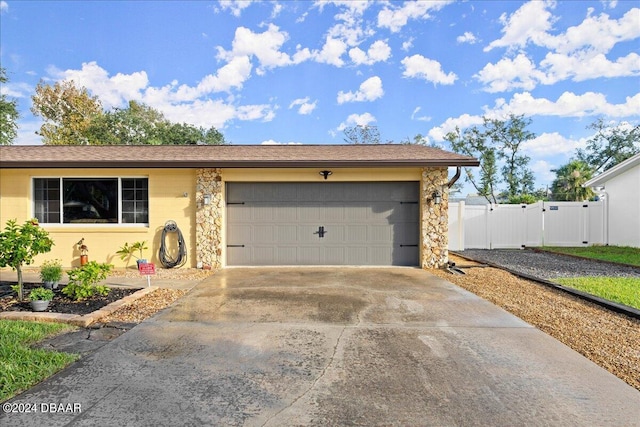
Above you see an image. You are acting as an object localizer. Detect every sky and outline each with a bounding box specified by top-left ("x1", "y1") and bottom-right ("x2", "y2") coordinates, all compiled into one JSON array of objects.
[{"x1": 1, "y1": 0, "x2": 639, "y2": 196}]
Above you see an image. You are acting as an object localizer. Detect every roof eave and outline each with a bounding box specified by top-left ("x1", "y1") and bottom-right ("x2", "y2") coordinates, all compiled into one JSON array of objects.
[{"x1": 1, "y1": 159, "x2": 480, "y2": 168}]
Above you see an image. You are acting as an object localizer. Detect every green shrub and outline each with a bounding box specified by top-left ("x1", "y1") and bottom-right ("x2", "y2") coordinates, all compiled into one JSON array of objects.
[
  {"x1": 62, "y1": 261, "x2": 112, "y2": 301},
  {"x1": 40, "y1": 259, "x2": 64, "y2": 282},
  {"x1": 61, "y1": 283, "x2": 109, "y2": 301}
]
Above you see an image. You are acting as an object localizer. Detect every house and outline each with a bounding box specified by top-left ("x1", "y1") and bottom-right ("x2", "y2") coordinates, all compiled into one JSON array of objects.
[
  {"x1": 0, "y1": 144, "x2": 478, "y2": 269},
  {"x1": 584, "y1": 153, "x2": 640, "y2": 247}
]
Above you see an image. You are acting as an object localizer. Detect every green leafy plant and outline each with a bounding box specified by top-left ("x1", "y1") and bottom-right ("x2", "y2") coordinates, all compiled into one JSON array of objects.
[
  {"x1": 116, "y1": 241, "x2": 148, "y2": 266},
  {"x1": 28, "y1": 287, "x2": 55, "y2": 301},
  {"x1": 62, "y1": 261, "x2": 112, "y2": 301},
  {"x1": 40, "y1": 259, "x2": 64, "y2": 283},
  {"x1": 0, "y1": 218, "x2": 54, "y2": 300}
]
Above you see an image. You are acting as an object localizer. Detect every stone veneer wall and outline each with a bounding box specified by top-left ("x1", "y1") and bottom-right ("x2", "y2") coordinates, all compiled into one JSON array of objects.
[
  {"x1": 421, "y1": 167, "x2": 449, "y2": 269},
  {"x1": 195, "y1": 168, "x2": 223, "y2": 269}
]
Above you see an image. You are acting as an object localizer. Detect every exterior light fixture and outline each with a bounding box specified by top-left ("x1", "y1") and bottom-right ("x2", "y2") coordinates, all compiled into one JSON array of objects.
[
  {"x1": 432, "y1": 190, "x2": 442, "y2": 205},
  {"x1": 203, "y1": 194, "x2": 212, "y2": 206},
  {"x1": 319, "y1": 170, "x2": 333, "y2": 180}
]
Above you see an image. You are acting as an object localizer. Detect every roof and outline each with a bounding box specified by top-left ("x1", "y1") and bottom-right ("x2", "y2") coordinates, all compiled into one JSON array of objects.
[
  {"x1": 584, "y1": 153, "x2": 640, "y2": 188},
  {"x1": 0, "y1": 144, "x2": 479, "y2": 169}
]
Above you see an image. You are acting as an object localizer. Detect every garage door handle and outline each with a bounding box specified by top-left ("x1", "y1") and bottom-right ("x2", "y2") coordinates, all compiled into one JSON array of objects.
[
  {"x1": 314, "y1": 226, "x2": 326, "y2": 238},
  {"x1": 227, "y1": 245, "x2": 245, "y2": 248},
  {"x1": 400, "y1": 244, "x2": 418, "y2": 247}
]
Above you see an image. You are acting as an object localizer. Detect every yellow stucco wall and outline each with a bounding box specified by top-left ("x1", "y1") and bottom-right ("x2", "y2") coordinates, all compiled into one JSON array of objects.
[{"x1": 0, "y1": 168, "x2": 196, "y2": 268}]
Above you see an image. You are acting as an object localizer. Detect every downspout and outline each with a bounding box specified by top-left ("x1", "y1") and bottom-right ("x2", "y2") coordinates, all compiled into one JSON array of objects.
[{"x1": 447, "y1": 166, "x2": 461, "y2": 188}]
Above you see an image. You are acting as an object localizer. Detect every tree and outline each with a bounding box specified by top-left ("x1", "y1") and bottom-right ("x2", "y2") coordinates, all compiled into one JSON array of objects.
[
  {"x1": 31, "y1": 80, "x2": 103, "y2": 145},
  {"x1": 343, "y1": 125, "x2": 381, "y2": 144},
  {"x1": 32, "y1": 81, "x2": 227, "y2": 145},
  {"x1": 0, "y1": 219, "x2": 54, "y2": 301},
  {"x1": 484, "y1": 114, "x2": 536, "y2": 197},
  {"x1": 577, "y1": 118, "x2": 640, "y2": 173},
  {"x1": 0, "y1": 67, "x2": 20, "y2": 145},
  {"x1": 159, "y1": 122, "x2": 226, "y2": 145},
  {"x1": 445, "y1": 114, "x2": 536, "y2": 203},
  {"x1": 550, "y1": 160, "x2": 595, "y2": 201},
  {"x1": 85, "y1": 101, "x2": 166, "y2": 145},
  {"x1": 445, "y1": 125, "x2": 500, "y2": 204}
]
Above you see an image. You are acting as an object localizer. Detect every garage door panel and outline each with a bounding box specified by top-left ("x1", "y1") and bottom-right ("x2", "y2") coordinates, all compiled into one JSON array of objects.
[
  {"x1": 299, "y1": 246, "x2": 321, "y2": 263},
  {"x1": 226, "y1": 182, "x2": 419, "y2": 266}
]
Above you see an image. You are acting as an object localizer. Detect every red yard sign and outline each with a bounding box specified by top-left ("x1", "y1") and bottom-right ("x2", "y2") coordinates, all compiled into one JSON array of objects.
[{"x1": 138, "y1": 263, "x2": 156, "y2": 275}]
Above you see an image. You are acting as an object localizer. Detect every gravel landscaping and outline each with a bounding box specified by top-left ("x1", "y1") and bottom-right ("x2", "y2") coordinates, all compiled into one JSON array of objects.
[
  {"x1": 431, "y1": 253, "x2": 640, "y2": 391},
  {"x1": 457, "y1": 249, "x2": 640, "y2": 279}
]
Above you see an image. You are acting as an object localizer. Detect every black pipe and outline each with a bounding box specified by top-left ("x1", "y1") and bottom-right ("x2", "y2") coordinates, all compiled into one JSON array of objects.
[{"x1": 447, "y1": 166, "x2": 461, "y2": 188}]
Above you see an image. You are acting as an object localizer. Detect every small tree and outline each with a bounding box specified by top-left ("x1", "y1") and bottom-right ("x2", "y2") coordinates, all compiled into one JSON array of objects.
[{"x1": 0, "y1": 219, "x2": 54, "y2": 300}]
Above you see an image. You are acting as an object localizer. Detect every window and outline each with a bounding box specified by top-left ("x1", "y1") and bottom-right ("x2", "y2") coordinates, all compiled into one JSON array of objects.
[{"x1": 33, "y1": 178, "x2": 148, "y2": 225}]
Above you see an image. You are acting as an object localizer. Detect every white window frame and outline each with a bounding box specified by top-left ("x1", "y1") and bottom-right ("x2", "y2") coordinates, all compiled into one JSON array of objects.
[{"x1": 32, "y1": 176, "x2": 149, "y2": 227}]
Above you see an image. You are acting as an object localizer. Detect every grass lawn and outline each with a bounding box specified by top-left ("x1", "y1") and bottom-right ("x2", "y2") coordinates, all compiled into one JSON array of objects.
[
  {"x1": 0, "y1": 320, "x2": 79, "y2": 402},
  {"x1": 542, "y1": 246, "x2": 640, "y2": 267},
  {"x1": 555, "y1": 277, "x2": 640, "y2": 310}
]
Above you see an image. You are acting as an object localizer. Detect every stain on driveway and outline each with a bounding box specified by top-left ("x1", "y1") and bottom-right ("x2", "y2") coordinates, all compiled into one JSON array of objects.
[{"x1": 2, "y1": 268, "x2": 639, "y2": 427}]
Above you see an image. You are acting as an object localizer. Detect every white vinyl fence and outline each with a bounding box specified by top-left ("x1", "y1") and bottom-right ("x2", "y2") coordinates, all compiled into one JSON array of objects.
[{"x1": 448, "y1": 201, "x2": 604, "y2": 250}]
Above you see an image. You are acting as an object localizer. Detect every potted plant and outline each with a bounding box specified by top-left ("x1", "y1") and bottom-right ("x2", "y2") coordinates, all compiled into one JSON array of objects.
[
  {"x1": 40, "y1": 259, "x2": 64, "y2": 289},
  {"x1": 29, "y1": 287, "x2": 55, "y2": 312},
  {"x1": 116, "y1": 241, "x2": 149, "y2": 268}
]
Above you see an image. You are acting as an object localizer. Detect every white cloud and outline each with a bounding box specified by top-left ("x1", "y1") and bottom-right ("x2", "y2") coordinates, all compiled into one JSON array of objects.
[
  {"x1": 217, "y1": 0, "x2": 252, "y2": 17},
  {"x1": 48, "y1": 62, "x2": 277, "y2": 129},
  {"x1": 378, "y1": 0, "x2": 452, "y2": 33},
  {"x1": 410, "y1": 107, "x2": 431, "y2": 122},
  {"x1": 541, "y1": 51, "x2": 640, "y2": 82},
  {"x1": 477, "y1": 7, "x2": 640, "y2": 92},
  {"x1": 349, "y1": 40, "x2": 391, "y2": 65},
  {"x1": 475, "y1": 53, "x2": 548, "y2": 92},
  {"x1": 193, "y1": 55, "x2": 253, "y2": 96},
  {"x1": 456, "y1": 32, "x2": 477, "y2": 44},
  {"x1": 316, "y1": 1, "x2": 374, "y2": 49},
  {"x1": 313, "y1": 36, "x2": 348, "y2": 67},
  {"x1": 530, "y1": 159, "x2": 557, "y2": 185},
  {"x1": 427, "y1": 113, "x2": 484, "y2": 142},
  {"x1": 336, "y1": 112, "x2": 376, "y2": 131},
  {"x1": 0, "y1": 1, "x2": 8, "y2": 13},
  {"x1": 53, "y1": 61, "x2": 149, "y2": 108},
  {"x1": 337, "y1": 76, "x2": 384, "y2": 104},
  {"x1": 401, "y1": 37, "x2": 414, "y2": 51},
  {"x1": 522, "y1": 132, "x2": 587, "y2": 157},
  {"x1": 545, "y1": 7, "x2": 640, "y2": 55},
  {"x1": 0, "y1": 81, "x2": 32, "y2": 98},
  {"x1": 270, "y1": 2, "x2": 283, "y2": 19},
  {"x1": 484, "y1": 0, "x2": 556, "y2": 52},
  {"x1": 289, "y1": 97, "x2": 317, "y2": 115},
  {"x1": 401, "y1": 54, "x2": 457, "y2": 85},
  {"x1": 489, "y1": 91, "x2": 640, "y2": 118},
  {"x1": 217, "y1": 25, "x2": 310, "y2": 74}
]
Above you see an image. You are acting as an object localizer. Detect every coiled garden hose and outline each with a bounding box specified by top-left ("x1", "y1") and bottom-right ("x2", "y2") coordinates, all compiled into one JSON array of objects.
[{"x1": 159, "y1": 220, "x2": 187, "y2": 268}]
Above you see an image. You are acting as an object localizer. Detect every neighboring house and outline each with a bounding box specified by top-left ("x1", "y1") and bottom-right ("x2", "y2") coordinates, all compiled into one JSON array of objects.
[
  {"x1": 584, "y1": 153, "x2": 640, "y2": 247},
  {"x1": 0, "y1": 145, "x2": 478, "y2": 269}
]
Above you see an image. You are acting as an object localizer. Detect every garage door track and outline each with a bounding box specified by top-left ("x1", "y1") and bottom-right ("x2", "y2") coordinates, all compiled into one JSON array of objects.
[{"x1": 3, "y1": 268, "x2": 639, "y2": 426}]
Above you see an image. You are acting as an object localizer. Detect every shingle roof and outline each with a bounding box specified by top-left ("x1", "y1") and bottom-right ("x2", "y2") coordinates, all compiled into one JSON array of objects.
[{"x1": 0, "y1": 144, "x2": 479, "y2": 168}]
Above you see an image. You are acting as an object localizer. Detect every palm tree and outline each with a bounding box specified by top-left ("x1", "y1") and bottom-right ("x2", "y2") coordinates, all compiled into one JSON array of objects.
[{"x1": 550, "y1": 160, "x2": 595, "y2": 201}]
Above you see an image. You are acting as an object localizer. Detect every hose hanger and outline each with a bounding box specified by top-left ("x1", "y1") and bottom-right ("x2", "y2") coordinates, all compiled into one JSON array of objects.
[{"x1": 159, "y1": 220, "x2": 187, "y2": 268}]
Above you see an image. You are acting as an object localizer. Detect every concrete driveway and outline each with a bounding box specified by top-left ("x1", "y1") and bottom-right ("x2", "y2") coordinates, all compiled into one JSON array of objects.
[{"x1": 3, "y1": 268, "x2": 639, "y2": 426}]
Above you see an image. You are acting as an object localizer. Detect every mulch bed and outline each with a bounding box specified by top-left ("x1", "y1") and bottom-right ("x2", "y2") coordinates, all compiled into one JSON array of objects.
[{"x1": 0, "y1": 282, "x2": 138, "y2": 316}]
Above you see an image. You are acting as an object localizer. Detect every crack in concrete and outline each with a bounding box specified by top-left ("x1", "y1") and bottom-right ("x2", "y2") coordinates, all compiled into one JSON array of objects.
[{"x1": 260, "y1": 324, "x2": 348, "y2": 427}]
